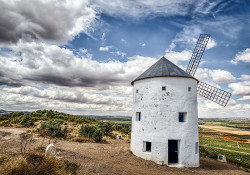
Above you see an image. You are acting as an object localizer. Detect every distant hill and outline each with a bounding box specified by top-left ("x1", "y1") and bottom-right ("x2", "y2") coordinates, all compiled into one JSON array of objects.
[
  {"x1": 0, "y1": 109, "x2": 29, "y2": 116},
  {"x1": 79, "y1": 115, "x2": 132, "y2": 124}
]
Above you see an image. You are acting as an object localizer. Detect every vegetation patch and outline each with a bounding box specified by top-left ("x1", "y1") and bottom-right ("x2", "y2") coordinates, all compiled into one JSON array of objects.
[{"x1": 200, "y1": 145, "x2": 250, "y2": 171}]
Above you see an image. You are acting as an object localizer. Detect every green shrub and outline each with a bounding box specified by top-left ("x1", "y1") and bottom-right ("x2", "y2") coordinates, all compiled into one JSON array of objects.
[
  {"x1": 112, "y1": 124, "x2": 131, "y2": 135},
  {"x1": 19, "y1": 115, "x2": 34, "y2": 127},
  {"x1": 98, "y1": 122, "x2": 113, "y2": 136},
  {"x1": 92, "y1": 129, "x2": 103, "y2": 143},
  {"x1": 78, "y1": 125, "x2": 96, "y2": 138},
  {"x1": 78, "y1": 125, "x2": 103, "y2": 142},
  {"x1": 38, "y1": 120, "x2": 68, "y2": 139}
]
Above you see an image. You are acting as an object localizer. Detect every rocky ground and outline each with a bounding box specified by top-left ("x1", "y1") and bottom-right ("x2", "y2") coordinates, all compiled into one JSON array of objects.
[{"x1": 0, "y1": 127, "x2": 248, "y2": 175}]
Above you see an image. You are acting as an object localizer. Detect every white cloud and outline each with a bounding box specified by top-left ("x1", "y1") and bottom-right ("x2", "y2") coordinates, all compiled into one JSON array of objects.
[
  {"x1": 139, "y1": 42, "x2": 146, "y2": 47},
  {"x1": 238, "y1": 96, "x2": 250, "y2": 101},
  {"x1": 173, "y1": 25, "x2": 202, "y2": 48},
  {"x1": 231, "y1": 48, "x2": 250, "y2": 64},
  {"x1": 0, "y1": 88, "x2": 133, "y2": 115},
  {"x1": 206, "y1": 38, "x2": 217, "y2": 49},
  {"x1": 110, "y1": 51, "x2": 126, "y2": 57},
  {"x1": 91, "y1": 0, "x2": 226, "y2": 19},
  {"x1": 169, "y1": 43, "x2": 176, "y2": 50},
  {"x1": 195, "y1": 68, "x2": 210, "y2": 81},
  {"x1": 172, "y1": 26, "x2": 217, "y2": 50},
  {"x1": 229, "y1": 81, "x2": 250, "y2": 96},
  {"x1": 208, "y1": 69, "x2": 235, "y2": 83},
  {"x1": 99, "y1": 46, "x2": 112, "y2": 51},
  {"x1": 164, "y1": 49, "x2": 192, "y2": 65},
  {"x1": 101, "y1": 33, "x2": 106, "y2": 43},
  {"x1": 198, "y1": 97, "x2": 250, "y2": 118},
  {"x1": 240, "y1": 74, "x2": 250, "y2": 80}
]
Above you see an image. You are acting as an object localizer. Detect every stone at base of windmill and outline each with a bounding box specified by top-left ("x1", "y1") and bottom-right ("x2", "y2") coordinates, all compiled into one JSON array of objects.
[
  {"x1": 117, "y1": 135, "x2": 122, "y2": 140},
  {"x1": 217, "y1": 155, "x2": 227, "y2": 162},
  {"x1": 157, "y1": 161, "x2": 164, "y2": 166},
  {"x1": 45, "y1": 144, "x2": 56, "y2": 157}
]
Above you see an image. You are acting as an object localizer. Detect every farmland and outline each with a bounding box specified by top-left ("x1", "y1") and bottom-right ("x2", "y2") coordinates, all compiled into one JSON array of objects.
[{"x1": 199, "y1": 118, "x2": 250, "y2": 170}]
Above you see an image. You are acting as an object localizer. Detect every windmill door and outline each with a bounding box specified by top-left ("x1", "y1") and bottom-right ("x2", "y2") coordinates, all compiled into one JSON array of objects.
[{"x1": 168, "y1": 140, "x2": 178, "y2": 164}]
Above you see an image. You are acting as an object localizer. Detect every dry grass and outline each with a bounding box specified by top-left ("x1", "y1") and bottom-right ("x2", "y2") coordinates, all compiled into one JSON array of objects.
[{"x1": 0, "y1": 152, "x2": 80, "y2": 175}]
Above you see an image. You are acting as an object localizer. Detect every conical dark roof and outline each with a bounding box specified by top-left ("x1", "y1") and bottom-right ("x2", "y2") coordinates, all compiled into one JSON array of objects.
[{"x1": 131, "y1": 57, "x2": 196, "y2": 85}]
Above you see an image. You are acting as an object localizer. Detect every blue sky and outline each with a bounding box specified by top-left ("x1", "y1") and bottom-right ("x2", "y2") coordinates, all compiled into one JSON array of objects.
[{"x1": 0, "y1": 0, "x2": 250, "y2": 118}]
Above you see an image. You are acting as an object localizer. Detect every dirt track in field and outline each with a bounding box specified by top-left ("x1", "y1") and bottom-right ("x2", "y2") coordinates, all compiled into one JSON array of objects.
[
  {"x1": 199, "y1": 125, "x2": 250, "y2": 135},
  {"x1": 0, "y1": 127, "x2": 249, "y2": 175}
]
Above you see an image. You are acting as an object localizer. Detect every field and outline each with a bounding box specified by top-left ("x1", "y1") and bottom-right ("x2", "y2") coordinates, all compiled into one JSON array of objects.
[{"x1": 198, "y1": 118, "x2": 250, "y2": 170}]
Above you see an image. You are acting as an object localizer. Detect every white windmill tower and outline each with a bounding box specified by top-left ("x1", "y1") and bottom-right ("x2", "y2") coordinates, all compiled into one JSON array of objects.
[{"x1": 130, "y1": 34, "x2": 231, "y2": 167}]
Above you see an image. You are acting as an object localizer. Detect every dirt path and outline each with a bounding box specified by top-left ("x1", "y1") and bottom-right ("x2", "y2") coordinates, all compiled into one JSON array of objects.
[
  {"x1": 199, "y1": 125, "x2": 250, "y2": 135},
  {"x1": 0, "y1": 127, "x2": 249, "y2": 175},
  {"x1": 203, "y1": 145, "x2": 250, "y2": 155}
]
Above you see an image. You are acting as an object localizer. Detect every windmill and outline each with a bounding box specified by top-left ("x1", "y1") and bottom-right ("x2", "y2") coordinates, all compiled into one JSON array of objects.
[
  {"x1": 130, "y1": 34, "x2": 232, "y2": 167},
  {"x1": 186, "y1": 34, "x2": 231, "y2": 107}
]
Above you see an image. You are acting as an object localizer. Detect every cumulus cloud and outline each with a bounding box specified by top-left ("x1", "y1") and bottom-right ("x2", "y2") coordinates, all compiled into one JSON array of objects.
[
  {"x1": 0, "y1": 88, "x2": 132, "y2": 115},
  {"x1": 193, "y1": 68, "x2": 235, "y2": 84},
  {"x1": 0, "y1": 41, "x2": 157, "y2": 87},
  {"x1": 99, "y1": 46, "x2": 112, "y2": 51},
  {"x1": 198, "y1": 97, "x2": 250, "y2": 118},
  {"x1": 238, "y1": 96, "x2": 250, "y2": 101},
  {"x1": 231, "y1": 48, "x2": 250, "y2": 64},
  {"x1": 0, "y1": 0, "x2": 97, "y2": 44},
  {"x1": 240, "y1": 74, "x2": 250, "y2": 80},
  {"x1": 229, "y1": 81, "x2": 250, "y2": 96},
  {"x1": 208, "y1": 69, "x2": 235, "y2": 83},
  {"x1": 206, "y1": 38, "x2": 217, "y2": 49},
  {"x1": 3, "y1": 86, "x2": 130, "y2": 106},
  {"x1": 164, "y1": 49, "x2": 192, "y2": 65}
]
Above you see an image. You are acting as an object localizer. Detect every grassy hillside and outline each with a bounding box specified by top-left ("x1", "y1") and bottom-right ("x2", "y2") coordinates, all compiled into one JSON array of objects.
[{"x1": 0, "y1": 110, "x2": 131, "y2": 143}]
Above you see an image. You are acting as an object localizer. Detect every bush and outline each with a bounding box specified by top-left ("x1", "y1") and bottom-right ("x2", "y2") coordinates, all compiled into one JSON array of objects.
[
  {"x1": 78, "y1": 125, "x2": 96, "y2": 138},
  {"x1": 98, "y1": 122, "x2": 113, "y2": 136},
  {"x1": 78, "y1": 125, "x2": 103, "y2": 142},
  {"x1": 92, "y1": 129, "x2": 103, "y2": 143},
  {"x1": 38, "y1": 120, "x2": 68, "y2": 139},
  {"x1": 19, "y1": 115, "x2": 34, "y2": 127}
]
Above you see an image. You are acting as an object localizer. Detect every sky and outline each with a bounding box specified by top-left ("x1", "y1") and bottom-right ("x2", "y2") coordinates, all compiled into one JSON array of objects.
[{"x1": 0, "y1": 0, "x2": 250, "y2": 118}]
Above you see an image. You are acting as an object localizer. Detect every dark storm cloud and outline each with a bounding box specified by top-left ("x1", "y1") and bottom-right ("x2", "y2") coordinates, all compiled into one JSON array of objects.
[{"x1": 0, "y1": 0, "x2": 96, "y2": 44}]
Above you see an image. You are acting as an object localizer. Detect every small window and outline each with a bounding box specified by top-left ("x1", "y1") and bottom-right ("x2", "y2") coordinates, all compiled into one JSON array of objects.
[
  {"x1": 195, "y1": 142, "x2": 198, "y2": 154},
  {"x1": 188, "y1": 87, "x2": 191, "y2": 92},
  {"x1": 179, "y1": 112, "x2": 187, "y2": 122},
  {"x1": 136, "y1": 112, "x2": 141, "y2": 121},
  {"x1": 143, "y1": 141, "x2": 151, "y2": 152},
  {"x1": 162, "y1": 86, "x2": 166, "y2": 91},
  {"x1": 136, "y1": 89, "x2": 139, "y2": 93}
]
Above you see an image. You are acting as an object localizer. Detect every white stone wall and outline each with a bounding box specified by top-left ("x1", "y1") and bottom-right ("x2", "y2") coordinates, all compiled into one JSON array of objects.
[{"x1": 131, "y1": 77, "x2": 199, "y2": 167}]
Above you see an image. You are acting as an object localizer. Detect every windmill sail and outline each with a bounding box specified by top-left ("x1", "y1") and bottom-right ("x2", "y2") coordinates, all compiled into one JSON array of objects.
[
  {"x1": 186, "y1": 34, "x2": 210, "y2": 76},
  {"x1": 197, "y1": 81, "x2": 231, "y2": 107}
]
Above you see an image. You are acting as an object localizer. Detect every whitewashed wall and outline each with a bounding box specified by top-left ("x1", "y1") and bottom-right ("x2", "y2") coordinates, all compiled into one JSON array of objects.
[{"x1": 130, "y1": 77, "x2": 199, "y2": 167}]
